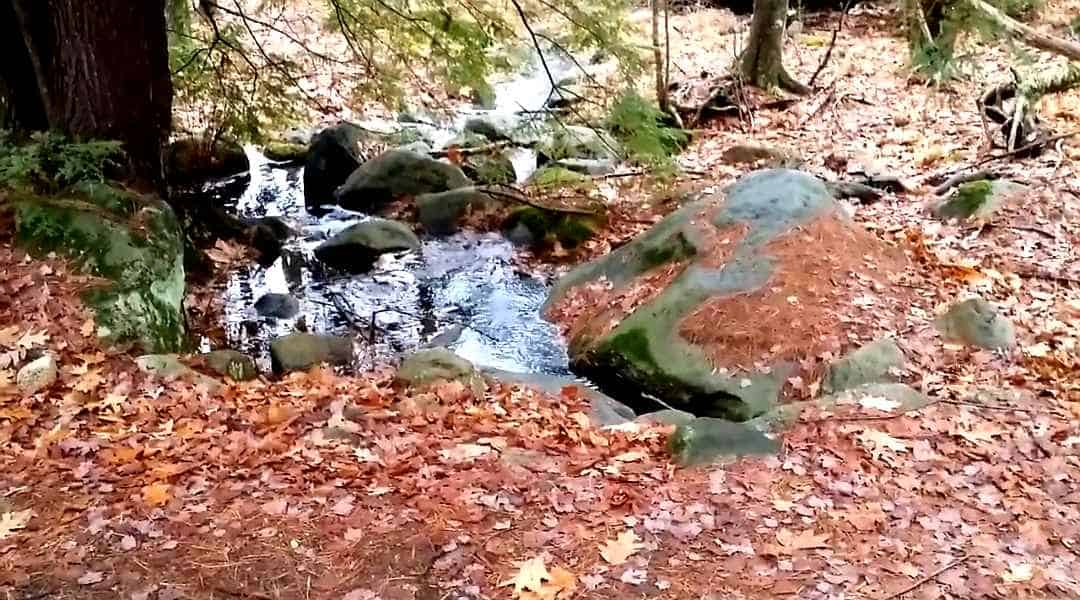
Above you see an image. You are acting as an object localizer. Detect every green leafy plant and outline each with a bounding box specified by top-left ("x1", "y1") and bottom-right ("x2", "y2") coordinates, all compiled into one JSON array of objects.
[
  {"x1": 0, "y1": 131, "x2": 123, "y2": 193},
  {"x1": 605, "y1": 91, "x2": 688, "y2": 175}
]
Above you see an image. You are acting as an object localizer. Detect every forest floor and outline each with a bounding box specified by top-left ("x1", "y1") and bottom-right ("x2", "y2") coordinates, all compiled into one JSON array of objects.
[{"x1": 4, "y1": 3, "x2": 1080, "y2": 600}]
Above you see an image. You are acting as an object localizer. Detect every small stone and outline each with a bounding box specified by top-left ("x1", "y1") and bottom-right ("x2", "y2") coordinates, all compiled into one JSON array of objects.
[
  {"x1": 669, "y1": 418, "x2": 780, "y2": 466},
  {"x1": 254, "y1": 293, "x2": 300, "y2": 319},
  {"x1": 269, "y1": 333, "x2": 354, "y2": 373},
  {"x1": 824, "y1": 338, "x2": 904, "y2": 394},
  {"x1": 136, "y1": 354, "x2": 221, "y2": 392},
  {"x1": 16, "y1": 353, "x2": 58, "y2": 394},
  {"x1": 204, "y1": 350, "x2": 258, "y2": 381},
  {"x1": 935, "y1": 298, "x2": 1016, "y2": 350}
]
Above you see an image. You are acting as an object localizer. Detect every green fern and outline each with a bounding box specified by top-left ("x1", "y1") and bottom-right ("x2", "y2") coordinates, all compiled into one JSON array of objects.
[{"x1": 0, "y1": 131, "x2": 122, "y2": 192}]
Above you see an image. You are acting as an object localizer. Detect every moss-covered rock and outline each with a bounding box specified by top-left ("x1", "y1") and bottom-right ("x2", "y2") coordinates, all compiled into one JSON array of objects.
[
  {"x1": 14, "y1": 185, "x2": 186, "y2": 353},
  {"x1": 397, "y1": 347, "x2": 483, "y2": 389},
  {"x1": 547, "y1": 169, "x2": 879, "y2": 420},
  {"x1": 669, "y1": 417, "x2": 780, "y2": 465},
  {"x1": 503, "y1": 206, "x2": 603, "y2": 248},
  {"x1": 463, "y1": 152, "x2": 516, "y2": 186},
  {"x1": 270, "y1": 333, "x2": 354, "y2": 373},
  {"x1": 528, "y1": 166, "x2": 590, "y2": 188},
  {"x1": 416, "y1": 188, "x2": 501, "y2": 235},
  {"x1": 933, "y1": 179, "x2": 1028, "y2": 221},
  {"x1": 166, "y1": 137, "x2": 248, "y2": 183},
  {"x1": 205, "y1": 349, "x2": 259, "y2": 381},
  {"x1": 303, "y1": 122, "x2": 366, "y2": 212},
  {"x1": 314, "y1": 218, "x2": 421, "y2": 272},
  {"x1": 935, "y1": 297, "x2": 1016, "y2": 350},
  {"x1": 538, "y1": 125, "x2": 621, "y2": 161},
  {"x1": 137, "y1": 354, "x2": 221, "y2": 391},
  {"x1": 263, "y1": 142, "x2": 308, "y2": 163},
  {"x1": 824, "y1": 338, "x2": 904, "y2": 394},
  {"x1": 335, "y1": 150, "x2": 471, "y2": 213}
]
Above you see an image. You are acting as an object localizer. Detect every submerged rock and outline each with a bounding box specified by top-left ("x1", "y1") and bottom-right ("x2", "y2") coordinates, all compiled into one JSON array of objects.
[
  {"x1": 254, "y1": 293, "x2": 300, "y2": 319},
  {"x1": 13, "y1": 183, "x2": 186, "y2": 352},
  {"x1": 335, "y1": 150, "x2": 471, "y2": 212},
  {"x1": 933, "y1": 179, "x2": 1028, "y2": 221},
  {"x1": 314, "y1": 218, "x2": 421, "y2": 272},
  {"x1": 303, "y1": 122, "x2": 367, "y2": 212},
  {"x1": 545, "y1": 169, "x2": 912, "y2": 419},
  {"x1": 270, "y1": 333, "x2": 353, "y2": 373},
  {"x1": 669, "y1": 417, "x2": 779, "y2": 465},
  {"x1": 17, "y1": 353, "x2": 58, "y2": 395},
  {"x1": 205, "y1": 349, "x2": 258, "y2": 381},
  {"x1": 935, "y1": 297, "x2": 1016, "y2": 350}
]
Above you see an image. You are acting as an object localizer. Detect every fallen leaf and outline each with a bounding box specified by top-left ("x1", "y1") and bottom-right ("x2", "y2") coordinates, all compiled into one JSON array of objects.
[
  {"x1": 331, "y1": 495, "x2": 355, "y2": 516},
  {"x1": 856, "y1": 429, "x2": 908, "y2": 460},
  {"x1": 774, "y1": 528, "x2": 830, "y2": 553},
  {"x1": 1001, "y1": 562, "x2": 1033, "y2": 583},
  {"x1": 142, "y1": 483, "x2": 172, "y2": 507},
  {"x1": 0, "y1": 509, "x2": 33, "y2": 539},
  {"x1": 858, "y1": 395, "x2": 901, "y2": 412},
  {"x1": 500, "y1": 556, "x2": 550, "y2": 595},
  {"x1": 77, "y1": 570, "x2": 104, "y2": 585},
  {"x1": 600, "y1": 530, "x2": 644, "y2": 565},
  {"x1": 619, "y1": 568, "x2": 647, "y2": 585},
  {"x1": 342, "y1": 588, "x2": 380, "y2": 600},
  {"x1": 261, "y1": 498, "x2": 288, "y2": 516}
]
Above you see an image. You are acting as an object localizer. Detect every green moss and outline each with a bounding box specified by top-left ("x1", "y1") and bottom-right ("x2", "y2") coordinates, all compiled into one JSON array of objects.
[
  {"x1": 937, "y1": 180, "x2": 993, "y2": 220},
  {"x1": 264, "y1": 142, "x2": 308, "y2": 163},
  {"x1": 506, "y1": 206, "x2": 600, "y2": 248},
  {"x1": 529, "y1": 166, "x2": 589, "y2": 188},
  {"x1": 13, "y1": 187, "x2": 186, "y2": 353}
]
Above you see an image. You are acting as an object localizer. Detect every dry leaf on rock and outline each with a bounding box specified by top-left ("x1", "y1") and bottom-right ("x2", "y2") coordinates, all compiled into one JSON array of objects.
[{"x1": 500, "y1": 556, "x2": 550, "y2": 596}]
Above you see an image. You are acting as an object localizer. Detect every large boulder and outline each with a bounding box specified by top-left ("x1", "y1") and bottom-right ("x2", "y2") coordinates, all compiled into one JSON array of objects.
[
  {"x1": 303, "y1": 123, "x2": 367, "y2": 212},
  {"x1": 14, "y1": 183, "x2": 186, "y2": 352},
  {"x1": 314, "y1": 218, "x2": 421, "y2": 272},
  {"x1": 334, "y1": 150, "x2": 471, "y2": 213},
  {"x1": 544, "y1": 169, "x2": 912, "y2": 420},
  {"x1": 270, "y1": 333, "x2": 354, "y2": 373},
  {"x1": 166, "y1": 137, "x2": 248, "y2": 183}
]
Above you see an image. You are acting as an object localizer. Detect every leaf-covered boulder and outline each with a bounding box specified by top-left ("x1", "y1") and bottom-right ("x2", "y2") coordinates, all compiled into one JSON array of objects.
[
  {"x1": 334, "y1": 150, "x2": 471, "y2": 213},
  {"x1": 314, "y1": 218, "x2": 421, "y2": 272},
  {"x1": 303, "y1": 122, "x2": 367, "y2": 212},
  {"x1": 545, "y1": 169, "x2": 913, "y2": 420},
  {"x1": 935, "y1": 297, "x2": 1016, "y2": 350},
  {"x1": 13, "y1": 183, "x2": 187, "y2": 353}
]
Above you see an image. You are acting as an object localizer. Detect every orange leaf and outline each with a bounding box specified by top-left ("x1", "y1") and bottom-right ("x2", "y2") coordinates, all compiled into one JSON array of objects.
[{"x1": 142, "y1": 483, "x2": 172, "y2": 507}]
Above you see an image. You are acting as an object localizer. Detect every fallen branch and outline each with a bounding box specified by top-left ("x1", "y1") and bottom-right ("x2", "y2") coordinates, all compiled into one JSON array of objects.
[
  {"x1": 808, "y1": 0, "x2": 853, "y2": 88},
  {"x1": 933, "y1": 169, "x2": 998, "y2": 196},
  {"x1": 880, "y1": 555, "x2": 970, "y2": 600},
  {"x1": 967, "y1": 0, "x2": 1080, "y2": 61},
  {"x1": 429, "y1": 141, "x2": 515, "y2": 158}
]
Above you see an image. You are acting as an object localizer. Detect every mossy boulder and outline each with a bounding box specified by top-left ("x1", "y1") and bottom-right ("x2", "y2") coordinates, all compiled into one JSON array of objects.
[
  {"x1": 263, "y1": 142, "x2": 308, "y2": 163},
  {"x1": 13, "y1": 184, "x2": 186, "y2": 353},
  {"x1": 669, "y1": 417, "x2": 780, "y2": 465},
  {"x1": 205, "y1": 349, "x2": 259, "y2": 381},
  {"x1": 463, "y1": 152, "x2": 516, "y2": 186},
  {"x1": 528, "y1": 166, "x2": 590, "y2": 188},
  {"x1": 335, "y1": 150, "x2": 471, "y2": 213},
  {"x1": 546, "y1": 169, "x2": 910, "y2": 420},
  {"x1": 935, "y1": 297, "x2": 1016, "y2": 350},
  {"x1": 270, "y1": 333, "x2": 354, "y2": 373},
  {"x1": 416, "y1": 188, "x2": 502, "y2": 235},
  {"x1": 166, "y1": 137, "x2": 248, "y2": 183},
  {"x1": 824, "y1": 338, "x2": 904, "y2": 394},
  {"x1": 304, "y1": 122, "x2": 367, "y2": 212},
  {"x1": 504, "y1": 205, "x2": 602, "y2": 248},
  {"x1": 933, "y1": 179, "x2": 1028, "y2": 221},
  {"x1": 315, "y1": 218, "x2": 421, "y2": 272}
]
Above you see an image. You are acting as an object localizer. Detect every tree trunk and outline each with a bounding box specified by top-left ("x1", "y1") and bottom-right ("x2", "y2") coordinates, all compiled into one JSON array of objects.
[
  {"x1": 3, "y1": 0, "x2": 172, "y2": 190},
  {"x1": 740, "y1": 0, "x2": 809, "y2": 93}
]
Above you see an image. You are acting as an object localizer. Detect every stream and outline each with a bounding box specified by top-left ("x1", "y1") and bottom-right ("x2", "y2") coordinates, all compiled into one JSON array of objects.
[{"x1": 206, "y1": 50, "x2": 586, "y2": 379}]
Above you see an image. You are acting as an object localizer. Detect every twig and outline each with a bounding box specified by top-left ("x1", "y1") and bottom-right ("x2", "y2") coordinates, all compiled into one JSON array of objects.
[
  {"x1": 880, "y1": 555, "x2": 969, "y2": 600},
  {"x1": 970, "y1": 222, "x2": 1056, "y2": 240},
  {"x1": 477, "y1": 185, "x2": 601, "y2": 216},
  {"x1": 936, "y1": 398, "x2": 1043, "y2": 413},
  {"x1": 429, "y1": 141, "x2": 515, "y2": 157},
  {"x1": 808, "y1": 0, "x2": 852, "y2": 88},
  {"x1": 929, "y1": 130, "x2": 1079, "y2": 184},
  {"x1": 933, "y1": 169, "x2": 997, "y2": 196}
]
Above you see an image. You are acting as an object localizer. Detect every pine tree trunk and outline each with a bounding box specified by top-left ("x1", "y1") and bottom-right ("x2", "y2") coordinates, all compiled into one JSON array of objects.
[
  {"x1": 4, "y1": 0, "x2": 172, "y2": 190},
  {"x1": 740, "y1": 0, "x2": 809, "y2": 93}
]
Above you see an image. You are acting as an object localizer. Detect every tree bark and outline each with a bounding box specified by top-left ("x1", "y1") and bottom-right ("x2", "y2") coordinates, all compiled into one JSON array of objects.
[
  {"x1": 4, "y1": 0, "x2": 172, "y2": 190},
  {"x1": 740, "y1": 0, "x2": 809, "y2": 93}
]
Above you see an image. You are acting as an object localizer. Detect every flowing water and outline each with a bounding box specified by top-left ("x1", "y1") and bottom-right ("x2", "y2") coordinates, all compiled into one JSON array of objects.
[{"x1": 209, "y1": 50, "x2": 584, "y2": 377}]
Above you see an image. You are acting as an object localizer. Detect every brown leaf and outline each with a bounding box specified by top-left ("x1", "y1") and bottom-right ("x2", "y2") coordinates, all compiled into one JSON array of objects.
[{"x1": 599, "y1": 530, "x2": 644, "y2": 565}]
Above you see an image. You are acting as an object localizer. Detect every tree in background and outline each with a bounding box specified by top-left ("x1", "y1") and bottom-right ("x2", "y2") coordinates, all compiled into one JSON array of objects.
[
  {"x1": 0, "y1": 0, "x2": 172, "y2": 190},
  {"x1": 740, "y1": 0, "x2": 809, "y2": 93}
]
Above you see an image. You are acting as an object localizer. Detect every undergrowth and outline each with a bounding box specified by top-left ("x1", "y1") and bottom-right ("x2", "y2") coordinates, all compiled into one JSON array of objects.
[
  {"x1": 0, "y1": 131, "x2": 123, "y2": 193},
  {"x1": 605, "y1": 91, "x2": 688, "y2": 177}
]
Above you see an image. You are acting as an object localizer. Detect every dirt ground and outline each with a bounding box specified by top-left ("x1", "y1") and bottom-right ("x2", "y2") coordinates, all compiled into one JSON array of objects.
[{"x1": 4, "y1": 2, "x2": 1080, "y2": 599}]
